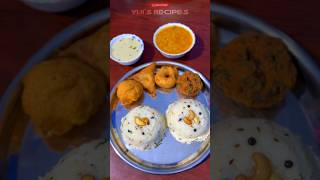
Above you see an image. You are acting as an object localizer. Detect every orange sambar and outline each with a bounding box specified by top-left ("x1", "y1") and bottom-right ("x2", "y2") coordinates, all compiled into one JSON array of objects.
[{"x1": 155, "y1": 26, "x2": 193, "y2": 54}]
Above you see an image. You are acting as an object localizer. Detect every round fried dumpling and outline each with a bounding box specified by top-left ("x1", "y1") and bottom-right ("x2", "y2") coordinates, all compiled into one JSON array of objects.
[
  {"x1": 213, "y1": 32, "x2": 297, "y2": 108},
  {"x1": 166, "y1": 99, "x2": 210, "y2": 144},
  {"x1": 116, "y1": 80, "x2": 143, "y2": 106},
  {"x1": 22, "y1": 58, "x2": 106, "y2": 137},
  {"x1": 120, "y1": 106, "x2": 166, "y2": 151}
]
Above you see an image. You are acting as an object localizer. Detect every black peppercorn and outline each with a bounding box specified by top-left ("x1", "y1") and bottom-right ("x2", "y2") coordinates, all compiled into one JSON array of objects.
[
  {"x1": 284, "y1": 160, "x2": 293, "y2": 168},
  {"x1": 194, "y1": 129, "x2": 197, "y2": 132},
  {"x1": 248, "y1": 137, "x2": 257, "y2": 146}
]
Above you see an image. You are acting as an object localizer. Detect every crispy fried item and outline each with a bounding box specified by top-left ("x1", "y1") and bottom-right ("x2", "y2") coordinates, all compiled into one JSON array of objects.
[
  {"x1": 155, "y1": 65, "x2": 178, "y2": 89},
  {"x1": 213, "y1": 32, "x2": 297, "y2": 108},
  {"x1": 131, "y1": 63, "x2": 157, "y2": 97},
  {"x1": 176, "y1": 71, "x2": 203, "y2": 97},
  {"x1": 117, "y1": 80, "x2": 143, "y2": 106},
  {"x1": 22, "y1": 58, "x2": 106, "y2": 137},
  {"x1": 57, "y1": 25, "x2": 108, "y2": 77}
]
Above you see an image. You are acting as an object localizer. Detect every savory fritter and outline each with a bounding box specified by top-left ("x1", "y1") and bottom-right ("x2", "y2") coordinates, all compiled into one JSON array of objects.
[
  {"x1": 213, "y1": 32, "x2": 297, "y2": 108},
  {"x1": 131, "y1": 63, "x2": 157, "y2": 97},
  {"x1": 176, "y1": 71, "x2": 203, "y2": 97},
  {"x1": 155, "y1": 65, "x2": 178, "y2": 89},
  {"x1": 57, "y1": 25, "x2": 108, "y2": 77},
  {"x1": 117, "y1": 80, "x2": 143, "y2": 106},
  {"x1": 22, "y1": 58, "x2": 106, "y2": 137}
]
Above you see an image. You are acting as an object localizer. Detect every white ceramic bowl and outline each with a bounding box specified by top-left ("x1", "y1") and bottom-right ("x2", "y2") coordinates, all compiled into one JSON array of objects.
[
  {"x1": 21, "y1": 0, "x2": 87, "y2": 13},
  {"x1": 110, "y1": 34, "x2": 144, "y2": 66},
  {"x1": 153, "y1": 23, "x2": 196, "y2": 59}
]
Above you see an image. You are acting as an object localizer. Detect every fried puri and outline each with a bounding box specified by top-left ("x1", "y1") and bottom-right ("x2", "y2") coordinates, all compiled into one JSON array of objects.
[
  {"x1": 117, "y1": 80, "x2": 143, "y2": 106},
  {"x1": 131, "y1": 63, "x2": 157, "y2": 97},
  {"x1": 155, "y1": 65, "x2": 178, "y2": 89},
  {"x1": 22, "y1": 58, "x2": 106, "y2": 137},
  {"x1": 213, "y1": 32, "x2": 297, "y2": 108},
  {"x1": 176, "y1": 71, "x2": 203, "y2": 97}
]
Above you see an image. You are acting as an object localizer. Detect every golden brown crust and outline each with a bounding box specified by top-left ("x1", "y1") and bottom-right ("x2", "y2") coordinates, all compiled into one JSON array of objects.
[
  {"x1": 131, "y1": 63, "x2": 157, "y2": 97},
  {"x1": 116, "y1": 80, "x2": 143, "y2": 106},
  {"x1": 22, "y1": 58, "x2": 106, "y2": 137},
  {"x1": 176, "y1": 71, "x2": 203, "y2": 97},
  {"x1": 57, "y1": 25, "x2": 109, "y2": 77},
  {"x1": 155, "y1": 65, "x2": 178, "y2": 89},
  {"x1": 213, "y1": 32, "x2": 297, "y2": 108}
]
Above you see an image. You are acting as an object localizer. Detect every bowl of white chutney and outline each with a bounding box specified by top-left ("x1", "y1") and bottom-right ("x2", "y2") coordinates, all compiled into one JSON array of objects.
[{"x1": 110, "y1": 34, "x2": 144, "y2": 66}]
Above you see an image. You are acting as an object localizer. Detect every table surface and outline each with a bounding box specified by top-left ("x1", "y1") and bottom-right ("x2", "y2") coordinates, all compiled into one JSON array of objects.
[{"x1": 1, "y1": 0, "x2": 320, "y2": 180}]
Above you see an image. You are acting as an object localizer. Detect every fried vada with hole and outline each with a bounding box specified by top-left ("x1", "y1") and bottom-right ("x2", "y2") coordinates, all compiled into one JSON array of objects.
[
  {"x1": 155, "y1": 65, "x2": 178, "y2": 89},
  {"x1": 22, "y1": 58, "x2": 106, "y2": 137},
  {"x1": 116, "y1": 80, "x2": 143, "y2": 106},
  {"x1": 176, "y1": 71, "x2": 203, "y2": 97}
]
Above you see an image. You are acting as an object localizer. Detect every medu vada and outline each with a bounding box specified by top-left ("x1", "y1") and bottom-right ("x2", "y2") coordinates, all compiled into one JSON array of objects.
[{"x1": 155, "y1": 66, "x2": 178, "y2": 89}]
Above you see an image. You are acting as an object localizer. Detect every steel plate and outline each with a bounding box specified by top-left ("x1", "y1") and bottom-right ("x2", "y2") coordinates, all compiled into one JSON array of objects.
[{"x1": 110, "y1": 61, "x2": 210, "y2": 174}]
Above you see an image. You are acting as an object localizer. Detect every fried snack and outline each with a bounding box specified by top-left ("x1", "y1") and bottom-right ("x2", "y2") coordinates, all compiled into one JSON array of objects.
[
  {"x1": 57, "y1": 25, "x2": 108, "y2": 77},
  {"x1": 155, "y1": 65, "x2": 178, "y2": 89},
  {"x1": 176, "y1": 71, "x2": 203, "y2": 97},
  {"x1": 22, "y1": 58, "x2": 106, "y2": 137},
  {"x1": 131, "y1": 63, "x2": 157, "y2": 97},
  {"x1": 213, "y1": 32, "x2": 297, "y2": 108},
  {"x1": 116, "y1": 80, "x2": 143, "y2": 106}
]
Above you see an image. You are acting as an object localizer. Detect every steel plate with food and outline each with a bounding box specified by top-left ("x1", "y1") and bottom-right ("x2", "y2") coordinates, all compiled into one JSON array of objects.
[
  {"x1": 110, "y1": 61, "x2": 210, "y2": 174},
  {"x1": 212, "y1": 3, "x2": 320, "y2": 180},
  {"x1": 0, "y1": 10, "x2": 109, "y2": 180}
]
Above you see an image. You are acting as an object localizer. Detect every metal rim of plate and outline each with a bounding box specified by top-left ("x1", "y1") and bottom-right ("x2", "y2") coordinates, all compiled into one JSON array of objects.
[
  {"x1": 110, "y1": 61, "x2": 210, "y2": 174},
  {"x1": 0, "y1": 10, "x2": 109, "y2": 179}
]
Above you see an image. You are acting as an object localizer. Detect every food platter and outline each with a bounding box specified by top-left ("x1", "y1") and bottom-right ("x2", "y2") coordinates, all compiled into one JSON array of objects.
[
  {"x1": 213, "y1": 3, "x2": 320, "y2": 178},
  {"x1": 110, "y1": 61, "x2": 210, "y2": 174},
  {"x1": 0, "y1": 10, "x2": 109, "y2": 180}
]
